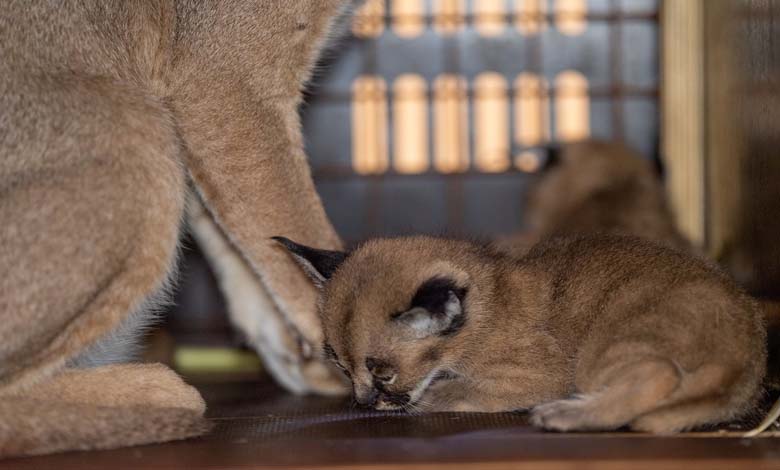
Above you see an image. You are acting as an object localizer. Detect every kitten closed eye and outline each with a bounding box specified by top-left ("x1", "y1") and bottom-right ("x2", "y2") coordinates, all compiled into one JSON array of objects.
[
  {"x1": 280, "y1": 234, "x2": 766, "y2": 431},
  {"x1": 366, "y1": 357, "x2": 397, "y2": 384},
  {"x1": 323, "y1": 343, "x2": 352, "y2": 378}
]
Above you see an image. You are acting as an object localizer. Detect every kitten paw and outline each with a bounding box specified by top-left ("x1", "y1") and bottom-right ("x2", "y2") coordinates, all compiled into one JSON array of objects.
[{"x1": 530, "y1": 396, "x2": 597, "y2": 431}]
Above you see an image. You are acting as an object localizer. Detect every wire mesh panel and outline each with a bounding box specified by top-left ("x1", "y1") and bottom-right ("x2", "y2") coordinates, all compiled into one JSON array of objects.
[{"x1": 302, "y1": 0, "x2": 659, "y2": 243}]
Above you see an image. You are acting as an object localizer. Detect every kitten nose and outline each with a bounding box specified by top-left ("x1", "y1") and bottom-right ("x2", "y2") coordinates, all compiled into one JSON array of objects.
[{"x1": 354, "y1": 387, "x2": 379, "y2": 408}]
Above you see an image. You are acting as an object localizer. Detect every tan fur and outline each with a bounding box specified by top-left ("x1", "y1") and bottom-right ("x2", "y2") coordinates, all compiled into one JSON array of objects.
[
  {"x1": 1, "y1": 0, "x2": 354, "y2": 457},
  {"x1": 495, "y1": 140, "x2": 689, "y2": 258},
  {"x1": 282, "y1": 235, "x2": 766, "y2": 432},
  {"x1": 0, "y1": 365, "x2": 208, "y2": 456},
  {"x1": 187, "y1": 197, "x2": 345, "y2": 395}
]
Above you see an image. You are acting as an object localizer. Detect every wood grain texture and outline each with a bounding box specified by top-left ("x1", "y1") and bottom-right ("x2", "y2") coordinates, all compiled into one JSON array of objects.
[{"x1": 661, "y1": 0, "x2": 705, "y2": 247}]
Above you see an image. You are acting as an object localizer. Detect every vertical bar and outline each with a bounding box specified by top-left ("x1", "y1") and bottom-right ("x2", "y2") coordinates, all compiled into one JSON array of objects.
[
  {"x1": 352, "y1": 76, "x2": 389, "y2": 174},
  {"x1": 353, "y1": 0, "x2": 386, "y2": 38},
  {"x1": 662, "y1": 0, "x2": 706, "y2": 246},
  {"x1": 434, "y1": 0, "x2": 465, "y2": 34},
  {"x1": 393, "y1": 74, "x2": 430, "y2": 173},
  {"x1": 610, "y1": 0, "x2": 625, "y2": 140},
  {"x1": 514, "y1": 73, "x2": 549, "y2": 171},
  {"x1": 393, "y1": 0, "x2": 425, "y2": 38},
  {"x1": 474, "y1": 72, "x2": 510, "y2": 172},
  {"x1": 555, "y1": 70, "x2": 590, "y2": 141},
  {"x1": 555, "y1": 0, "x2": 586, "y2": 36},
  {"x1": 474, "y1": 0, "x2": 506, "y2": 37},
  {"x1": 514, "y1": 73, "x2": 550, "y2": 148},
  {"x1": 516, "y1": 0, "x2": 547, "y2": 36},
  {"x1": 434, "y1": 74, "x2": 470, "y2": 173},
  {"x1": 442, "y1": 1, "x2": 466, "y2": 233}
]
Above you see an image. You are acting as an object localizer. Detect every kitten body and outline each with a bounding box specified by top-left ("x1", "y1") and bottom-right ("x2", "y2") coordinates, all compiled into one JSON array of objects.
[
  {"x1": 277, "y1": 234, "x2": 766, "y2": 432},
  {"x1": 496, "y1": 140, "x2": 689, "y2": 258}
]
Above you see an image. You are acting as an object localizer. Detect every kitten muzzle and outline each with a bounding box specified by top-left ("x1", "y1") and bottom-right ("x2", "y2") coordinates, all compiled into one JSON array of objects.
[
  {"x1": 379, "y1": 391, "x2": 411, "y2": 407},
  {"x1": 354, "y1": 388, "x2": 379, "y2": 408},
  {"x1": 354, "y1": 385, "x2": 410, "y2": 410}
]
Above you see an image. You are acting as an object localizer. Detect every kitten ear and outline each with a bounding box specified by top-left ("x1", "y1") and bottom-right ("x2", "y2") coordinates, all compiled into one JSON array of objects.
[
  {"x1": 393, "y1": 277, "x2": 467, "y2": 338},
  {"x1": 272, "y1": 236, "x2": 348, "y2": 288},
  {"x1": 543, "y1": 144, "x2": 562, "y2": 171}
]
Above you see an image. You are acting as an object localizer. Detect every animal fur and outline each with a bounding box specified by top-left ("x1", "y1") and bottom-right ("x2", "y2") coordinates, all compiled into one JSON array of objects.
[
  {"x1": 1, "y1": 0, "x2": 355, "y2": 457},
  {"x1": 495, "y1": 140, "x2": 690, "y2": 258},
  {"x1": 0, "y1": 364, "x2": 209, "y2": 456},
  {"x1": 278, "y1": 235, "x2": 767, "y2": 433}
]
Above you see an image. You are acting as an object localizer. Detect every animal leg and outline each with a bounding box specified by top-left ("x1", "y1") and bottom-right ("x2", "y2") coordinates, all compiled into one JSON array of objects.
[
  {"x1": 169, "y1": 2, "x2": 352, "y2": 394},
  {"x1": 531, "y1": 356, "x2": 682, "y2": 431},
  {"x1": 0, "y1": 364, "x2": 207, "y2": 457},
  {"x1": 187, "y1": 197, "x2": 345, "y2": 395},
  {"x1": 0, "y1": 74, "x2": 207, "y2": 455}
]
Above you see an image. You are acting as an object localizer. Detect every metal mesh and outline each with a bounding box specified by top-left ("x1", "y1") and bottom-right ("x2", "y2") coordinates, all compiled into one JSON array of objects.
[{"x1": 302, "y1": 0, "x2": 659, "y2": 243}]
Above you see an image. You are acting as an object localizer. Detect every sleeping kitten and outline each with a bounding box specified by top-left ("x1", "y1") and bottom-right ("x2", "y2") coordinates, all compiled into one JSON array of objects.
[
  {"x1": 275, "y1": 234, "x2": 766, "y2": 432},
  {"x1": 495, "y1": 140, "x2": 689, "y2": 258}
]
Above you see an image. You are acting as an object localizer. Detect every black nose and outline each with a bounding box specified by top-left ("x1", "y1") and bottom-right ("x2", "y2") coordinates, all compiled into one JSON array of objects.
[{"x1": 354, "y1": 388, "x2": 379, "y2": 408}]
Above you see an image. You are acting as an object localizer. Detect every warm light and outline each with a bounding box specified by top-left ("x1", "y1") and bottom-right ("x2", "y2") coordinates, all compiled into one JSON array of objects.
[
  {"x1": 474, "y1": 72, "x2": 510, "y2": 173},
  {"x1": 514, "y1": 73, "x2": 550, "y2": 148},
  {"x1": 393, "y1": 0, "x2": 425, "y2": 38},
  {"x1": 393, "y1": 74, "x2": 429, "y2": 174},
  {"x1": 475, "y1": 0, "x2": 506, "y2": 37},
  {"x1": 555, "y1": 0, "x2": 587, "y2": 36},
  {"x1": 516, "y1": 0, "x2": 547, "y2": 36},
  {"x1": 352, "y1": 0, "x2": 385, "y2": 38},
  {"x1": 434, "y1": 74, "x2": 469, "y2": 173},
  {"x1": 433, "y1": 0, "x2": 465, "y2": 34},
  {"x1": 516, "y1": 151, "x2": 542, "y2": 173},
  {"x1": 555, "y1": 70, "x2": 590, "y2": 141},
  {"x1": 352, "y1": 75, "x2": 389, "y2": 174}
]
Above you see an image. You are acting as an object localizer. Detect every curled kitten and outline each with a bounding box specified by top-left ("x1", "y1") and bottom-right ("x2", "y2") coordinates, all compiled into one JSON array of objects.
[
  {"x1": 276, "y1": 234, "x2": 766, "y2": 433},
  {"x1": 496, "y1": 140, "x2": 689, "y2": 258}
]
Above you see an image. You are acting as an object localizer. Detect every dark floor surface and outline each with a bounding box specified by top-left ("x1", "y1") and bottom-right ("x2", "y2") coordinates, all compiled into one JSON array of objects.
[{"x1": 4, "y1": 375, "x2": 780, "y2": 470}]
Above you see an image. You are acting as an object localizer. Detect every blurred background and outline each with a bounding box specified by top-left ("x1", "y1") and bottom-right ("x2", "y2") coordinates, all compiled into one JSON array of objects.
[
  {"x1": 304, "y1": 0, "x2": 658, "y2": 241},
  {"x1": 146, "y1": 0, "x2": 779, "y2": 376}
]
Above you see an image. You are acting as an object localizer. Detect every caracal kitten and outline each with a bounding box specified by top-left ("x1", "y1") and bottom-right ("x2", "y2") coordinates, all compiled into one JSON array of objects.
[{"x1": 276, "y1": 234, "x2": 766, "y2": 433}]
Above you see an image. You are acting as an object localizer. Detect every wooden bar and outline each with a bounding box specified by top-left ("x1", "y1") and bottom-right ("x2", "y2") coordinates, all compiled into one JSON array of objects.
[{"x1": 661, "y1": 0, "x2": 706, "y2": 247}]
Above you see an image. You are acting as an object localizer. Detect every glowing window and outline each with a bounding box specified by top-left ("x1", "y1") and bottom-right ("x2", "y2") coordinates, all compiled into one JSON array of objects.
[
  {"x1": 474, "y1": 72, "x2": 510, "y2": 173},
  {"x1": 555, "y1": 70, "x2": 590, "y2": 141},
  {"x1": 393, "y1": 74, "x2": 429, "y2": 174},
  {"x1": 514, "y1": 73, "x2": 550, "y2": 147},
  {"x1": 393, "y1": 0, "x2": 425, "y2": 38},
  {"x1": 352, "y1": 0, "x2": 385, "y2": 38},
  {"x1": 516, "y1": 0, "x2": 547, "y2": 36},
  {"x1": 514, "y1": 73, "x2": 550, "y2": 172},
  {"x1": 555, "y1": 0, "x2": 587, "y2": 36},
  {"x1": 352, "y1": 76, "x2": 389, "y2": 174},
  {"x1": 433, "y1": 0, "x2": 465, "y2": 34},
  {"x1": 434, "y1": 74, "x2": 469, "y2": 173},
  {"x1": 516, "y1": 151, "x2": 542, "y2": 173},
  {"x1": 475, "y1": 0, "x2": 505, "y2": 37}
]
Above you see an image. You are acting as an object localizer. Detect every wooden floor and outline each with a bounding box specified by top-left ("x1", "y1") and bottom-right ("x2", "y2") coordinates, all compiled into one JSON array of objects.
[{"x1": 4, "y1": 375, "x2": 780, "y2": 470}]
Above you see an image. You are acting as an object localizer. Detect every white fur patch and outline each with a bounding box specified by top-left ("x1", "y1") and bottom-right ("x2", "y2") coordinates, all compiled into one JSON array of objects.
[
  {"x1": 399, "y1": 292, "x2": 462, "y2": 338},
  {"x1": 68, "y1": 232, "x2": 182, "y2": 368},
  {"x1": 409, "y1": 368, "x2": 441, "y2": 405},
  {"x1": 187, "y1": 196, "x2": 313, "y2": 394}
]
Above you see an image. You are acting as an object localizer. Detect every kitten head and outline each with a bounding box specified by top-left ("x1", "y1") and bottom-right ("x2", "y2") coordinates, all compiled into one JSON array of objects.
[
  {"x1": 528, "y1": 139, "x2": 660, "y2": 233},
  {"x1": 274, "y1": 236, "x2": 494, "y2": 410}
]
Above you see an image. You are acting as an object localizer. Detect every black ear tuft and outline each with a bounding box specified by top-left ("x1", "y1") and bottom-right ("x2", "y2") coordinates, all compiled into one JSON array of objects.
[
  {"x1": 410, "y1": 277, "x2": 467, "y2": 314},
  {"x1": 542, "y1": 144, "x2": 562, "y2": 171},
  {"x1": 273, "y1": 236, "x2": 348, "y2": 287},
  {"x1": 393, "y1": 277, "x2": 467, "y2": 338}
]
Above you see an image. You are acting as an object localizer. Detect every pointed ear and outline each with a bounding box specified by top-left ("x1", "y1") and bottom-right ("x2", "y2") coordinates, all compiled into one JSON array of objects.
[
  {"x1": 543, "y1": 144, "x2": 562, "y2": 171},
  {"x1": 272, "y1": 236, "x2": 348, "y2": 288},
  {"x1": 393, "y1": 277, "x2": 467, "y2": 339}
]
